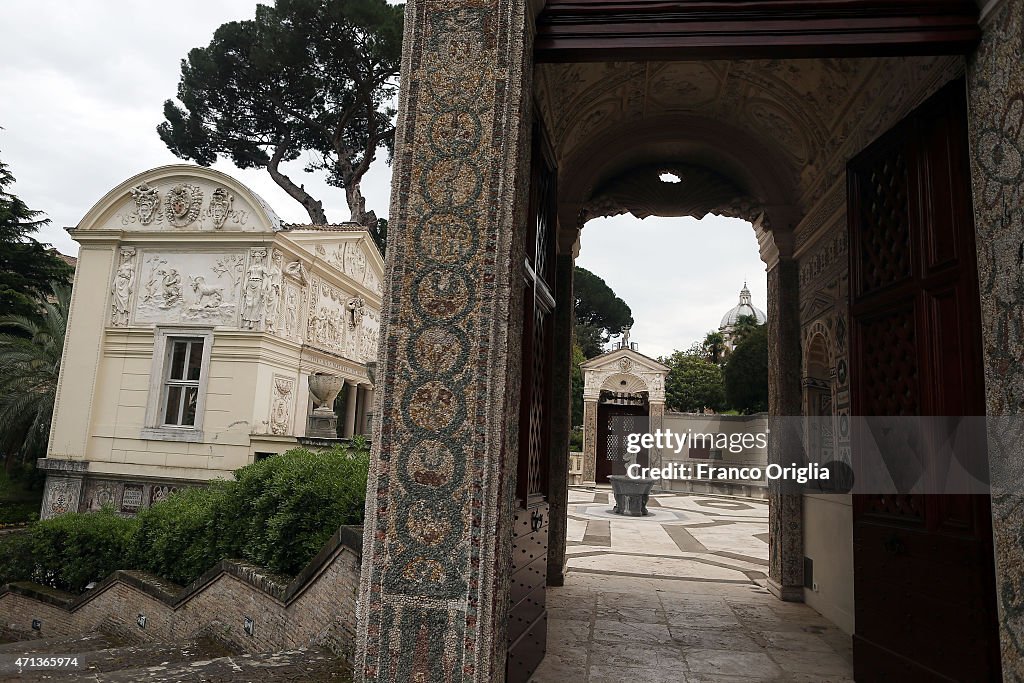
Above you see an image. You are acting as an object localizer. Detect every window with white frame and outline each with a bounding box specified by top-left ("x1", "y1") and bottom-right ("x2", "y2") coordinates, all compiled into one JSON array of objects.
[
  {"x1": 142, "y1": 327, "x2": 213, "y2": 442},
  {"x1": 162, "y1": 338, "x2": 204, "y2": 426}
]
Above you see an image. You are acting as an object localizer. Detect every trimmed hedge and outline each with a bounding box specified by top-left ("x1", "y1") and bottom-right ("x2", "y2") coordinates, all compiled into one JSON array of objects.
[
  {"x1": 0, "y1": 508, "x2": 140, "y2": 593},
  {"x1": 229, "y1": 446, "x2": 369, "y2": 575},
  {"x1": 130, "y1": 484, "x2": 229, "y2": 585},
  {"x1": 0, "y1": 445, "x2": 369, "y2": 592}
]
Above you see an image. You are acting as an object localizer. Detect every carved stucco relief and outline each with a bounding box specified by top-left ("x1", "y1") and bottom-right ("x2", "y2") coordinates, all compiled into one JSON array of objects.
[
  {"x1": 316, "y1": 240, "x2": 382, "y2": 295},
  {"x1": 307, "y1": 276, "x2": 349, "y2": 354},
  {"x1": 269, "y1": 374, "x2": 295, "y2": 435},
  {"x1": 134, "y1": 251, "x2": 245, "y2": 326},
  {"x1": 114, "y1": 179, "x2": 262, "y2": 231},
  {"x1": 263, "y1": 250, "x2": 284, "y2": 334},
  {"x1": 43, "y1": 477, "x2": 82, "y2": 518},
  {"x1": 110, "y1": 246, "x2": 136, "y2": 327},
  {"x1": 164, "y1": 183, "x2": 204, "y2": 227},
  {"x1": 241, "y1": 247, "x2": 269, "y2": 330}
]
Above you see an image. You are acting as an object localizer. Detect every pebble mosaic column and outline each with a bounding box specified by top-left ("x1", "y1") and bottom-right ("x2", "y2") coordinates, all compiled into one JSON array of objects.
[
  {"x1": 967, "y1": 0, "x2": 1024, "y2": 676},
  {"x1": 766, "y1": 259, "x2": 805, "y2": 600},
  {"x1": 582, "y1": 400, "x2": 598, "y2": 485},
  {"x1": 355, "y1": 1, "x2": 535, "y2": 681}
]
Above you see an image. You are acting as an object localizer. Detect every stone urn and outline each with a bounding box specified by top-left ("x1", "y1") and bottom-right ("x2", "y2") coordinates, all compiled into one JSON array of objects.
[
  {"x1": 308, "y1": 373, "x2": 344, "y2": 416},
  {"x1": 607, "y1": 474, "x2": 659, "y2": 516}
]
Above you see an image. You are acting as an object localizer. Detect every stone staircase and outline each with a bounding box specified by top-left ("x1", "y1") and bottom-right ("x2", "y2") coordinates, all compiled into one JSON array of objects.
[
  {"x1": 0, "y1": 527, "x2": 364, "y2": 681},
  {"x1": 0, "y1": 631, "x2": 351, "y2": 681}
]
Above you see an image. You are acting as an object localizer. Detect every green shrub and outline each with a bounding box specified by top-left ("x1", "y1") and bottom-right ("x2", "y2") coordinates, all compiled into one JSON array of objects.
[
  {"x1": 0, "y1": 444, "x2": 370, "y2": 591},
  {"x1": 569, "y1": 427, "x2": 583, "y2": 452},
  {"x1": 131, "y1": 484, "x2": 229, "y2": 585},
  {"x1": 228, "y1": 447, "x2": 369, "y2": 575},
  {"x1": 134, "y1": 445, "x2": 368, "y2": 583},
  {"x1": 27, "y1": 507, "x2": 140, "y2": 592},
  {"x1": 0, "y1": 531, "x2": 34, "y2": 585}
]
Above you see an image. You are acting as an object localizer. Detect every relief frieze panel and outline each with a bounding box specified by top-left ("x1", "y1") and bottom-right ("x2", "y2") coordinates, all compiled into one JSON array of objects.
[
  {"x1": 315, "y1": 240, "x2": 382, "y2": 294},
  {"x1": 134, "y1": 251, "x2": 245, "y2": 326},
  {"x1": 306, "y1": 276, "x2": 349, "y2": 354},
  {"x1": 269, "y1": 374, "x2": 295, "y2": 435}
]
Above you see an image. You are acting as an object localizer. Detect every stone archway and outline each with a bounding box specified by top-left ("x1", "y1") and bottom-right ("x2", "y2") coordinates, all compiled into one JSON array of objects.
[{"x1": 355, "y1": 1, "x2": 1024, "y2": 681}]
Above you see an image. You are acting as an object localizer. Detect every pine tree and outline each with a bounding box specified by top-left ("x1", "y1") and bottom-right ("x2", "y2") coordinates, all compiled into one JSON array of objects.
[
  {"x1": 158, "y1": 0, "x2": 403, "y2": 252},
  {"x1": 0, "y1": 157, "x2": 73, "y2": 320}
]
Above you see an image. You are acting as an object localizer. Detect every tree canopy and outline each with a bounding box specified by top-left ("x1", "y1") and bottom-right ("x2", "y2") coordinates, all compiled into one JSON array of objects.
[
  {"x1": 727, "y1": 314, "x2": 762, "y2": 348},
  {"x1": 724, "y1": 323, "x2": 769, "y2": 414},
  {"x1": 574, "y1": 266, "x2": 633, "y2": 358},
  {"x1": 0, "y1": 157, "x2": 73, "y2": 320},
  {"x1": 660, "y1": 349, "x2": 726, "y2": 413},
  {"x1": 158, "y1": 0, "x2": 403, "y2": 250},
  {"x1": 570, "y1": 342, "x2": 586, "y2": 428},
  {"x1": 702, "y1": 330, "x2": 728, "y2": 365}
]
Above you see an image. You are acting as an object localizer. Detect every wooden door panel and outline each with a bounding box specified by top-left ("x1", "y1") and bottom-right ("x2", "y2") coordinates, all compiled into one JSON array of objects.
[
  {"x1": 848, "y1": 79, "x2": 1000, "y2": 680},
  {"x1": 507, "y1": 118, "x2": 557, "y2": 683}
]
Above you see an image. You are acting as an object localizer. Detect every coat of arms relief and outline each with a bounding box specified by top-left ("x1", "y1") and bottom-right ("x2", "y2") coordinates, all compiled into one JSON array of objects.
[{"x1": 118, "y1": 182, "x2": 248, "y2": 229}]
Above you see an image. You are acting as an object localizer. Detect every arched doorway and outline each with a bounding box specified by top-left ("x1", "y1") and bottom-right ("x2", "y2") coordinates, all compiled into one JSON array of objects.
[
  {"x1": 355, "y1": 2, "x2": 1014, "y2": 681},
  {"x1": 581, "y1": 350, "x2": 669, "y2": 484}
]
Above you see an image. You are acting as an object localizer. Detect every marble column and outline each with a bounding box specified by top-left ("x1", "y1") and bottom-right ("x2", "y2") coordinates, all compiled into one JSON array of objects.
[
  {"x1": 355, "y1": 385, "x2": 368, "y2": 435},
  {"x1": 582, "y1": 399, "x2": 598, "y2": 485},
  {"x1": 967, "y1": 1, "x2": 1024, "y2": 675},
  {"x1": 343, "y1": 381, "x2": 358, "y2": 439},
  {"x1": 355, "y1": 1, "x2": 536, "y2": 681},
  {"x1": 766, "y1": 258, "x2": 804, "y2": 602},
  {"x1": 360, "y1": 386, "x2": 375, "y2": 435},
  {"x1": 547, "y1": 254, "x2": 574, "y2": 587}
]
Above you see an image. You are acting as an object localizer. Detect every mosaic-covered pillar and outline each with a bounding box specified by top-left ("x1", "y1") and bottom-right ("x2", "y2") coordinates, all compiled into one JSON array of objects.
[
  {"x1": 967, "y1": 0, "x2": 1024, "y2": 676},
  {"x1": 547, "y1": 254, "x2": 574, "y2": 587},
  {"x1": 582, "y1": 400, "x2": 598, "y2": 485},
  {"x1": 355, "y1": 1, "x2": 535, "y2": 681},
  {"x1": 766, "y1": 258, "x2": 804, "y2": 601},
  {"x1": 647, "y1": 401, "x2": 665, "y2": 472}
]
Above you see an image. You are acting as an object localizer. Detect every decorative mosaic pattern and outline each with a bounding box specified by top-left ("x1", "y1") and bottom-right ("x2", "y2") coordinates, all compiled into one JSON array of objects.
[
  {"x1": 967, "y1": 0, "x2": 1024, "y2": 675},
  {"x1": 356, "y1": 1, "x2": 533, "y2": 681},
  {"x1": 766, "y1": 261, "x2": 804, "y2": 595}
]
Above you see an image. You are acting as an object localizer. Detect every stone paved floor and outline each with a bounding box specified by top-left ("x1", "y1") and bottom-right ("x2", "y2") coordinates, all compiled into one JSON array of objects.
[{"x1": 532, "y1": 488, "x2": 854, "y2": 682}]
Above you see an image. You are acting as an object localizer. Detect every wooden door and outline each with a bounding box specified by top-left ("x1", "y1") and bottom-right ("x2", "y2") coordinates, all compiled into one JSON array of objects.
[
  {"x1": 507, "y1": 119, "x2": 557, "y2": 683},
  {"x1": 596, "y1": 403, "x2": 648, "y2": 483},
  {"x1": 848, "y1": 79, "x2": 1000, "y2": 681}
]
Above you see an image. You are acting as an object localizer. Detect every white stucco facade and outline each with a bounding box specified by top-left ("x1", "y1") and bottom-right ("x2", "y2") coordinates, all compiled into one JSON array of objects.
[{"x1": 39, "y1": 165, "x2": 383, "y2": 518}]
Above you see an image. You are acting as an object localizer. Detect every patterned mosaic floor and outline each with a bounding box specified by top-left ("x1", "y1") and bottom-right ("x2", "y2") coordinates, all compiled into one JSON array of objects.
[{"x1": 532, "y1": 488, "x2": 853, "y2": 682}]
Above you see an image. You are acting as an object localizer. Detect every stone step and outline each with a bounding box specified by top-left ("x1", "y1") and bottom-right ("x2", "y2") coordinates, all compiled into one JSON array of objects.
[
  {"x1": 0, "y1": 631, "x2": 120, "y2": 654},
  {"x1": 94, "y1": 648, "x2": 349, "y2": 682},
  {"x1": 9, "y1": 639, "x2": 238, "y2": 680}
]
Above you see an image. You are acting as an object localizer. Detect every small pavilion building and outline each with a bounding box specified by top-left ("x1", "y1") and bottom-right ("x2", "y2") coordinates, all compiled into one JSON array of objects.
[{"x1": 580, "y1": 337, "x2": 669, "y2": 484}]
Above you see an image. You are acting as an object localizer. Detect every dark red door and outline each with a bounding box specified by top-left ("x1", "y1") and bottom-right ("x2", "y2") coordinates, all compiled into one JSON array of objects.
[
  {"x1": 507, "y1": 119, "x2": 557, "y2": 683},
  {"x1": 848, "y1": 79, "x2": 1000, "y2": 681},
  {"x1": 596, "y1": 403, "x2": 648, "y2": 483}
]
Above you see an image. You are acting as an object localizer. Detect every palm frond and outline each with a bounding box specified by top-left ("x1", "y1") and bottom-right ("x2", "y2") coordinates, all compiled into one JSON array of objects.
[{"x1": 0, "y1": 281, "x2": 69, "y2": 464}]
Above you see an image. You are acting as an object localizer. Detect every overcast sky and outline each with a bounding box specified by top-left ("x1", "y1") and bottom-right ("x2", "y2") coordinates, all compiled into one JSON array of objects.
[{"x1": 0, "y1": 0, "x2": 767, "y2": 359}]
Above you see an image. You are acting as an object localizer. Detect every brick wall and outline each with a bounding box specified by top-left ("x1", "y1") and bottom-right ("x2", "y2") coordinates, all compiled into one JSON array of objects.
[{"x1": 0, "y1": 526, "x2": 362, "y2": 660}]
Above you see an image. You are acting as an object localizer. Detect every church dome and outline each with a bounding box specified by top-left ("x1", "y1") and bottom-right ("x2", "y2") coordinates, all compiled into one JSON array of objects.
[{"x1": 720, "y1": 283, "x2": 767, "y2": 328}]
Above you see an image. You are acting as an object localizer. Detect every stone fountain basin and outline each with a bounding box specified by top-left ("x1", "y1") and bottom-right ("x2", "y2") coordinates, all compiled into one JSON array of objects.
[{"x1": 607, "y1": 475, "x2": 659, "y2": 516}]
